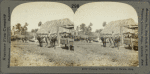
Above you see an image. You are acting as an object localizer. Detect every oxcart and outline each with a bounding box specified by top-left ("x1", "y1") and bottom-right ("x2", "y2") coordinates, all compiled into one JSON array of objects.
[
  {"x1": 124, "y1": 32, "x2": 138, "y2": 50},
  {"x1": 123, "y1": 25, "x2": 138, "y2": 50},
  {"x1": 60, "y1": 33, "x2": 74, "y2": 50}
]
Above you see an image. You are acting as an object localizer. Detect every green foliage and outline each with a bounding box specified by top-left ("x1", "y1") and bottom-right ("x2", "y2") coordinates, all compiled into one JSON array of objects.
[
  {"x1": 79, "y1": 23, "x2": 93, "y2": 35},
  {"x1": 103, "y1": 22, "x2": 107, "y2": 27},
  {"x1": 15, "y1": 23, "x2": 28, "y2": 35},
  {"x1": 31, "y1": 29, "x2": 35, "y2": 33},
  {"x1": 34, "y1": 29, "x2": 38, "y2": 33},
  {"x1": 80, "y1": 23, "x2": 86, "y2": 31},
  {"x1": 31, "y1": 29, "x2": 38, "y2": 33},
  {"x1": 95, "y1": 29, "x2": 103, "y2": 33},
  {"x1": 38, "y1": 21, "x2": 42, "y2": 26},
  {"x1": 15, "y1": 23, "x2": 21, "y2": 32}
]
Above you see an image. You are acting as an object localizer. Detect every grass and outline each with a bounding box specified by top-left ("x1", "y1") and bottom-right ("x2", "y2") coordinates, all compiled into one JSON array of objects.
[{"x1": 10, "y1": 41, "x2": 139, "y2": 67}]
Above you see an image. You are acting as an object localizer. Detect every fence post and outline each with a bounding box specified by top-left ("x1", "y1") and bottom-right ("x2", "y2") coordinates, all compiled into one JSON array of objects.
[
  {"x1": 57, "y1": 26, "x2": 60, "y2": 47},
  {"x1": 120, "y1": 26, "x2": 124, "y2": 46}
]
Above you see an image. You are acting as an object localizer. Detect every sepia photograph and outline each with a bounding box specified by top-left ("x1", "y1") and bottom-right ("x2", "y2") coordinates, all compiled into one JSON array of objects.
[{"x1": 10, "y1": 2, "x2": 139, "y2": 67}]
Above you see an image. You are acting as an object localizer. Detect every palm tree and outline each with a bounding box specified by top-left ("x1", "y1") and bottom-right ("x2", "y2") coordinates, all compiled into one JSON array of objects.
[
  {"x1": 87, "y1": 23, "x2": 93, "y2": 35},
  {"x1": 22, "y1": 23, "x2": 28, "y2": 35},
  {"x1": 38, "y1": 21, "x2": 42, "y2": 27},
  {"x1": 103, "y1": 22, "x2": 107, "y2": 27},
  {"x1": 95, "y1": 29, "x2": 103, "y2": 37},
  {"x1": 16, "y1": 23, "x2": 22, "y2": 34}
]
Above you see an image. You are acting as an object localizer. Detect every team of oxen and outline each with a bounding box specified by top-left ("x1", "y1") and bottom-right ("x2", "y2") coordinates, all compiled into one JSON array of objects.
[
  {"x1": 11, "y1": 33, "x2": 58, "y2": 48},
  {"x1": 11, "y1": 33, "x2": 121, "y2": 49}
]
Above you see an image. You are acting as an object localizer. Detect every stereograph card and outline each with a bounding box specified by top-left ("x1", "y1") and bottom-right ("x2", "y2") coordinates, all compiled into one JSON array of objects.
[{"x1": 0, "y1": 0, "x2": 150, "y2": 73}]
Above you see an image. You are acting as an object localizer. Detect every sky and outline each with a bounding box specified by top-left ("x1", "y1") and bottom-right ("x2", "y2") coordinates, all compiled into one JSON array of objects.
[
  {"x1": 74, "y1": 2, "x2": 138, "y2": 32},
  {"x1": 11, "y1": 2, "x2": 138, "y2": 32},
  {"x1": 11, "y1": 2, "x2": 74, "y2": 31}
]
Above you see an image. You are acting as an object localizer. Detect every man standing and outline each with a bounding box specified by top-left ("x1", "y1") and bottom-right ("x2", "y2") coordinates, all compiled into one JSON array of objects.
[
  {"x1": 110, "y1": 31, "x2": 115, "y2": 47},
  {"x1": 100, "y1": 33, "x2": 106, "y2": 47},
  {"x1": 51, "y1": 34, "x2": 57, "y2": 49}
]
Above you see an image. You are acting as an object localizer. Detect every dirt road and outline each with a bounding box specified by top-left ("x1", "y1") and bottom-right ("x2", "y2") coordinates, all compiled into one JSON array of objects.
[{"x1": 10, "y1": 41, "x2": 139, "y2": 66}]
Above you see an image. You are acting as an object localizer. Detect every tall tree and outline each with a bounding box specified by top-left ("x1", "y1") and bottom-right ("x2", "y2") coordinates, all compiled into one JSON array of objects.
[
  {"x1": 95, "y1": 29, "x2": 103, "y2": 37},
  {"x1": 38, "y1": 21, "x2": 42, "y2": 27},
  {"x1": 23, "y1": 23, "x2": 28, "y2": 30},
  {"x1": 22, "y1": 23, "x2": 28, "y2": 35},
  {"x1": 85, "y1": 23, "x2": 93, "y2": 35},
  {"x1": 34, "y1": 29, "x2": 38, "y2": 33},
  {"x1": 25, "y1": 22, "x2": 28, "y2": 26},
  {"x1": 80, "y1": 23, "x2": 86, "y2": 34},
  {"x1": 103, "y1": 22, "x2": 107, "y2": 27},
  {"x1": 88, "y1": 23, "x2": 93, "y2": 32},
  {"x1": 31, "y1": 29, "x2": 38, "y2": 33},
  {"x1": 16, "y1": 23, "x2": 21, "y2": 32},
  {"x1": 95, "y1": 29, "x2": 103, "y2": 33},
  {"x1": 84, "y1": 26, "x2": 88, "y2": 35},
  {"x1": 89, "y1": 22, "x2": 93, "y2": 26},
  {"x1": 31, "y1": 29, "x2": 35, "y2": 33}
]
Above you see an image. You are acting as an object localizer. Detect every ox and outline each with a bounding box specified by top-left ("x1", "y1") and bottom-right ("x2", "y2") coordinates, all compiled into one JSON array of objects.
[
  {"x1": 100, "y1": 35, "x2": 120, "y2": 48},
  {"x1": 37, "y1": 34, "x2": 57, "y2": 49}
]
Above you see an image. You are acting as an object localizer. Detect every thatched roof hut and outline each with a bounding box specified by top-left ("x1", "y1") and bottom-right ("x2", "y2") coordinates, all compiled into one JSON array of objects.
[
  {"x1": 101, "y1": 18, "x2": 138, "y2": 35},
  {"x1": 37, "y1": 18, "x2": 74, "y2": 35}
]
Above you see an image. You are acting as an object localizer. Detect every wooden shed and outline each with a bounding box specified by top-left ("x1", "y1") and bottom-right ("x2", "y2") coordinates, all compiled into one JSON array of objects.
[
  {"x1": 36, "y1": 18, "x2": 74, "y2": 46},
  {"x1": 101, "y1": 18, "x2": 138, "y2": 45}
]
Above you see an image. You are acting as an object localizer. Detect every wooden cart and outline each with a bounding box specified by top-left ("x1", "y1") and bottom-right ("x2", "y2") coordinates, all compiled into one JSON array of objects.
[
  {"x1": 123, "y1": 33, "x2": 138, "y2": 50},
  {"x1": 60, "y1": 33, "x2": 74, "y2": 50},
  {"x1": 123, "y1": 25, "x2": 138, "y2": 50},
  {"x1": 60, "y1": 38, "x2": 74, "y2": 50}
]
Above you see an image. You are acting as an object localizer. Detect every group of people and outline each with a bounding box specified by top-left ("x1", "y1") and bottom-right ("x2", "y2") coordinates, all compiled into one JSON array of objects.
[{"x1": 100, "y1": 31, "x2": 120, "y2": 48}]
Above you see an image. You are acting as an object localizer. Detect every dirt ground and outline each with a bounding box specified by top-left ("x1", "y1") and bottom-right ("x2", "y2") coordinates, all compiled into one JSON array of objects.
[{"x1": 10, "y1": 40, "x2": 139, "y2": 67}]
